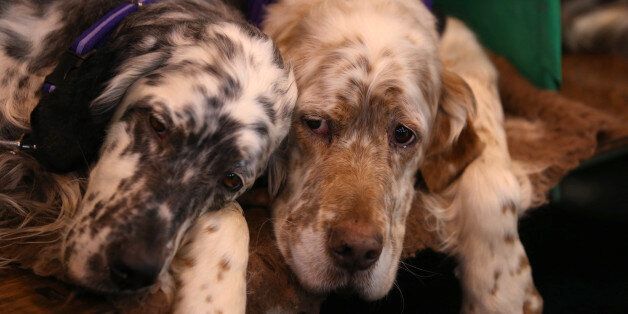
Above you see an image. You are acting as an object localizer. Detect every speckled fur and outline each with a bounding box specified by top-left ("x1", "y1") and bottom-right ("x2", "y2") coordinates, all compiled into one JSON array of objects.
[
  {"x1": 0, "y1": 0, "x2": 296, "y2": 311},
  {"x1": 264, "y1": 0, "x2": 477, "y2": 301}
]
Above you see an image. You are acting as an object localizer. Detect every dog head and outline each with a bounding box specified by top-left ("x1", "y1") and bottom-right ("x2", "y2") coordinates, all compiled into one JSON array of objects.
[
  {"x1": 56, "y1": 3, "x2": 296, "y2": 293},
  {"x1": 265, "y1": 0, "x2": 477, "y2": 300}
]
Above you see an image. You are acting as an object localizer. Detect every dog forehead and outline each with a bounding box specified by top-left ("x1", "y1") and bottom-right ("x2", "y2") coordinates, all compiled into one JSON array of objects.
[
  {"x1": 118, "y1": 91, "x2": 270, "y2": 172},
  {"x1": 109, "y1": 20, "x2": 294, "y2": 170},
  {"x1": 135, "y1": 41, "x2": 287, "y2": 118},
  {"x1": 298, "y1": 57, "x2": 431, "y2": 137}
]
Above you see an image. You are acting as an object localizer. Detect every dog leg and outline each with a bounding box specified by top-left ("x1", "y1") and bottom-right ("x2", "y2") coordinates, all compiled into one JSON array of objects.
[
  {"x1": 172, "y1": 202, "x2": 249, "y2": 314},
  {"x1": 453, "y1": 163, "x2": 542, "y2": 314},
  {"x1": 457, "y1": 222, "x2": 542, "y2": 314}
]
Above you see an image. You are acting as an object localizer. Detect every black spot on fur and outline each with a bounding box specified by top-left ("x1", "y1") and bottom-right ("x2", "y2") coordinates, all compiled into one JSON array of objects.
[
  {"x1": 86, "y1": 192, "x2": 98, "y2": 202},
  {"x1": 272, "y1": 44, "x2": 285, "y2": 69},
  {"x1": 117, "y1": 178, "x2": 131, "y2": 192},
  {"x1": 251, "y1": 121, "x2": 269, "y2": 137},
  {"x1": 194, "y1": 84, "x2": 208, "y2": 96},
  {"x1": 144, "y1": 72, "x2": 164, "y2": 86},
  {"x1": 203, "y1": 64, "x2": 227, "y2": 80},
  {"x1": 279, "y1": 100, "x2": 293, "y2": 121},
  {"x1": 257, "y1": 96, "x2": 276, "y2": 124},
  {"x1": 180, "y1": 21, "x2": 207, "y2": 42},
  {"x1": 214, "y1": 33, "x2": 238, "y2": 60},
  {"x1": 206, "y1": 96, "x2": 223, "y2": 109},
  {"x1": 89, "y1": 201, "x2": 105, "y2": 220},
  {"x1": 221, "y1": 76, "x2": 241, "y2": 99},
  {"x1": 63, "y1": 245, "x2": 74, "y2": 264},
  {"x1": 1, "y1": 27, "x2": 31, "y2": 60},
  {"x1": 17, "y1": 76, "x2": 29, "y2": 89},
  {"x1": 237, "y1": 22, "x2": 265, "y2": 40}
]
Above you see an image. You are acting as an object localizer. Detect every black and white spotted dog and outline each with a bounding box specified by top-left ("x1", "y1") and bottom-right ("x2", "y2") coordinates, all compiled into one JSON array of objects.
[{"x1": 0, "y1": 0, "x2": 295, "y2": 311}]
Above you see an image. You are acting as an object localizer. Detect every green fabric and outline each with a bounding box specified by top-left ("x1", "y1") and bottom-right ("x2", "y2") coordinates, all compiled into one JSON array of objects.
[{"x1": 435, "y1": 0, "x2": 562, "y2": 90}]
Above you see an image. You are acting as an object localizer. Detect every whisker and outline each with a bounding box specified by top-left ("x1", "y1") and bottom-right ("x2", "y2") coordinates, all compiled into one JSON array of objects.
[
  {"x1": 393, "y1": 279, "x2": 405, "y2": 313},
  {"x1": 400, "y1": 260, "x2": 439, "y2": 277}
]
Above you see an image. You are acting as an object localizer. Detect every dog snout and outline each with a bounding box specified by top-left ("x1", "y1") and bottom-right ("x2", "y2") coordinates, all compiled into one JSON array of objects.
[
  {"x1": 108, "y1": 242, "x2": 163, "y2": 290},
  {"x1": 328, "y1": 222, "x2": 383, "y2": 271}
]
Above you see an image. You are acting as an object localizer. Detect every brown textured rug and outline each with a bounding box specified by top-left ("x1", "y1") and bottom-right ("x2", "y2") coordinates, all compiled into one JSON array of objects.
[{"x1": 499, "y1": 53, "x2": 628, "y2": 207}]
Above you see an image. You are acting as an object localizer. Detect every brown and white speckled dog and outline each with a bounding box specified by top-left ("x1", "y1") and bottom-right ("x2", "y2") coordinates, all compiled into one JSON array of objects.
[
  {"x1": 0, "y1": 0, "x2": 295, "y2": 312},
  {"x1": 263, "y1": 0, "x2": 473, "y2": 301},
  {"x1": 264, "y1": 0, "x2": 542, "y2": 313}
]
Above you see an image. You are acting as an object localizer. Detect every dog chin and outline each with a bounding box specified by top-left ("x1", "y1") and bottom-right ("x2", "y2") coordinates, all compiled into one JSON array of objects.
[{"x1": 289, "y1": 256, "x2": 396, "y2": 301}]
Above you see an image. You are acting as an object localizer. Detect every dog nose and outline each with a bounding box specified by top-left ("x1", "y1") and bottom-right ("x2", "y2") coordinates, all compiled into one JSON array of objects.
[
  {"x1": 328, "y1": 222, "x2": 383, "y2": 271},
  {"x1": 109, "y1": 245, "x2": 162, "y2": 290}
]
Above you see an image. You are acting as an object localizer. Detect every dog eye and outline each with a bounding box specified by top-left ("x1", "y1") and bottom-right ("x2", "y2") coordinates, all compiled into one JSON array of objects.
[
  {"x1": 222, "y1": 172, "x2": 243, "y2": 192},
  {"x1": 393, "y1": 124, "x2": 415, "y2": 146},
  {"x1": 149, "y1": 115, "x2": 167, "y2": 136},
  {"x1": 303, "y1": 117, "x2": 329, "y2": 136}
]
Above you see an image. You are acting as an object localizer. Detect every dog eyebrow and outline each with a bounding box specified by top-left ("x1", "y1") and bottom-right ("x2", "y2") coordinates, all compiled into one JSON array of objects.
[
  {"x1": 248, "y1": 120, "x2": 268, "y2": 136},
  {"x1": 256, "y1": 96, "x2": 276, "y2": 124}
]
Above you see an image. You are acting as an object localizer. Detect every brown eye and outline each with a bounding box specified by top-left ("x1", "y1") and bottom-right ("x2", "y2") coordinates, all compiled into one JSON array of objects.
[
  {"x1": 393, "y1": 124, "x2": 415, "y2": 146},
  {"x1": 149, "y1": 115, "x2": 167, "y2": 136},
  {"x1": 303, "y1": 117, "x2": 330, "y2": 137},
  {"x1": 223, "y1": 172, "x2": 243, "y2": 192}
]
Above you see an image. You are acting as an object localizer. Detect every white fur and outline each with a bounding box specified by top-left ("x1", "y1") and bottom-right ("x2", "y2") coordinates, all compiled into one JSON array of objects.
[
  {"x1": 172, "y1": 202, "x2": 249, "y2": 314},
  {"x1": 428, "y1": 18, "x2": 542, "y2": 313},
  {"x1": 264, "y1": 0, "x2": 439, "y2": 300}
]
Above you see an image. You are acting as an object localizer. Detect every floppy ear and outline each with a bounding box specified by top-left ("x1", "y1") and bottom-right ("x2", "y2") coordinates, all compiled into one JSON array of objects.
[
  {"x1": 417, "y1": 70, "x2": 485, "y2": 193},
  {"x1": 266, "y1": 138, "x2": 289, "y2": 199},
  {"x1": 236, "y1": 141, "x2": 288, "y2": 208},
  {"x1": 28, "y1": 41, "x2": 167, "y2": 173}
]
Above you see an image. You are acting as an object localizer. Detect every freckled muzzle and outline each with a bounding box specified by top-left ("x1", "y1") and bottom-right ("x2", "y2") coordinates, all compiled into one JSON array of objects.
[{"x1": 63, "y1": 202, "x2": 183, "y2": 293}]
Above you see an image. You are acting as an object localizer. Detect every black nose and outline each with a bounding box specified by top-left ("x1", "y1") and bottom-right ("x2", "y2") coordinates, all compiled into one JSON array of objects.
[
  {"x1": 328, "y1": 222, "x2": 383, "y2": 272},
  {"x1": 109, "y1": 246, "x2": 162, "y2": 290}
]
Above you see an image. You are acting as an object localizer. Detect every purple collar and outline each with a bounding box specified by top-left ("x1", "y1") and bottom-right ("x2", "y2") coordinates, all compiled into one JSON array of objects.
[{"x1": 43, "y1": 0, "x2": 158, "y2": 94}]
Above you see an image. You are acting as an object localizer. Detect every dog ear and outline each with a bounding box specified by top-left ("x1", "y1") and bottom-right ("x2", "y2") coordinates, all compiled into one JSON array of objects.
[
  {"x1": 418, "y1": 70, "x2": 485, "y2": 193},
  {"x1": 266, "y1": 138, "x2": 289, "y2": 199},
  {"x1": 28, "y1": 41, "x2": 167, "y2": 173}
]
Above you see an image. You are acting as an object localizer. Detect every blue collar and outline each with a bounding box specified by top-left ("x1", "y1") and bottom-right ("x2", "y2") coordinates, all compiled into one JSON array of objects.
[{"x1": 43, "y1": 0, "x2": 158, "y2": 94}]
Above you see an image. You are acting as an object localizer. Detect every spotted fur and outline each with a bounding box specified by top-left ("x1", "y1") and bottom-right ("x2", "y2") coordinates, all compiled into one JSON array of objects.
[
  {"x1": 428, "y1": 18, "x2": 542, "y2": 314},
  {"x1": 263, "y1": 0, "x2": 475, "y2": 300},
  {"x1": 170, "y1": 202, "x2": 249, "y2": 314},
  {"x1": 264, "y1": 1, "x2": 542, "y2": 313},
  {"x1": 0, "y1": 0, "x2": 296, "y2": 309}
]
